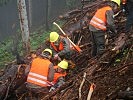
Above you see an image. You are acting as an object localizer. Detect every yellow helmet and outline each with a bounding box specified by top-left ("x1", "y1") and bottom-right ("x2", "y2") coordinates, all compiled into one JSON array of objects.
[
  {"x1": 58, "y1": 60, "x2": 68, "y2": 69},
  {"x1": 42, "y1": 48, "x2": 52, "y2": 56},
  {"x1": 111, "y1": 0, "x2": 120, "y2": 6},
  {"x1": 50, "y1": 32, "x2": 59, "y2": 42}
]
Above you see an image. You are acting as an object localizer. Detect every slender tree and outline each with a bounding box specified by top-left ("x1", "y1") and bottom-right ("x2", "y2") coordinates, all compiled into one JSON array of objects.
[
  {"x1": 28, "y1": 0, "x2": 32, "y2": 29},
  {"x1": 0, "y1": 0, "x2": 10, "y2": 5},
  {"x1": 17, "y1": 0, "x2": 30, "y2": 55},
  {"x1": 45, "y1": 0, "x2": 49, "y2": 30}
]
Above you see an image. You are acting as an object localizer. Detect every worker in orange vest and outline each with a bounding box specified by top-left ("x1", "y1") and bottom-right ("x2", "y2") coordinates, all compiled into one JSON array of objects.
[
  {"x1": 26, "y1": 48, "x2": 54, "y2": 97},
  {"x1": 89, "y1": 0, "x2": 120, "y2": 57},
  {"x1": 121, "y1": 0, "x2": 133, "y2": 37},
  {"x1": 49, "y1": 60, "x2": 68, "y2": 92},
  {"x1": 49, "y1": 32, "x2": 74, "y2": 60}
]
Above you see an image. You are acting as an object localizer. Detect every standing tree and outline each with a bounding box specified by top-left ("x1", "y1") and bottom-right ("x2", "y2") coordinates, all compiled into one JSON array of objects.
[
  {"x1": 17, "y1": 0, "x2": 30, "y2": 55},
  {"x1": 0, "y1": 0, "x2": 10, "y2": 5},
  {"x1": 45, "y1": 0, "x2": 49, "y2": 30},
  {"x1": 28, "y1": 0, "x2": 32, "y2": 29}
]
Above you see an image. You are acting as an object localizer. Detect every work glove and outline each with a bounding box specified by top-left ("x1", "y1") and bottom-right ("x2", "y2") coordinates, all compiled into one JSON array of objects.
[
  {"x1": 49, "y1": 86, "x2": 56, "y2": 92},
  {"x1": 122, "y1": 8, "x2": 126, "y2": 13},
  {"x1": 121, "y1": 4, "x2": 128, "y2": 15},
  {"x1": 54, "y1": 54, "x2": 59, "y2": 59},
  {"x1": 54, "y1": 54, "x2": 61, "y2": 61}
]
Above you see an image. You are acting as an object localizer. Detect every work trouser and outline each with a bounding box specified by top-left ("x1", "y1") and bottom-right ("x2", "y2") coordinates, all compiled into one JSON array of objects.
[
  {"x1": 125, "y1": 5, "x2": 133, "y2": 32},
  {"x1": 90, "y1": 31, "x2": 105, "y2": 57},
  {"x1": 26, "y1": 82, "x2": 50, "y2": 99}
]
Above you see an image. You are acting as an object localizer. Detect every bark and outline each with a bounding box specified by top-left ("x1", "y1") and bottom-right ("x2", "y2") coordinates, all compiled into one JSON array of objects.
[
  {"x1": 17, "y1": 0, "x2": 30, "y2": 55},
  {"x1": 28, "y1": 0, "x2": 32, "y2": 29},
  {"x1": 117, "y1": 91, "x2": 133, "y2": 99},
  {"x1": 45, "y1": 0, "x2": 49, "y2": 30}
]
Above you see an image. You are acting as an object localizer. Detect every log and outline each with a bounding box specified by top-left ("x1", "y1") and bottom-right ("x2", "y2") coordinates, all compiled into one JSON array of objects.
[
  {"x1": 0, "y1": 64, "x2": 27, "y2": 99},
  {"x1": 117, "y1": 91, "x2": 133, "y2": 99}
]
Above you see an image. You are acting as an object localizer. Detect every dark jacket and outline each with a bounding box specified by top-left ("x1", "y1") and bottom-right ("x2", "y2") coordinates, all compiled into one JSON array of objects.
[
  {"x1": 126, "y1": 0, "x2": 133, "y2": 12},
  {"x1": 50, "y1": 36, "x2": 71, "y2": 57}
]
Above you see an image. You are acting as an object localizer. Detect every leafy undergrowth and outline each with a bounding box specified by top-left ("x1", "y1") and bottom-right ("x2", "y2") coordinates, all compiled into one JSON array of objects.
[
  {"x1": 0, "y1": 21, "x2": 64, "y2": 69},
  {"x1": 0, "y1": 28, "x2": 50, "y2": 69}
]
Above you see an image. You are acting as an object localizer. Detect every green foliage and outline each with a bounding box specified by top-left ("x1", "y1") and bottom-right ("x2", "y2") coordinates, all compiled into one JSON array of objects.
[
  {"x1": 0, "y1": 38, "x2": 15, "y2": 69},
  {"x1": 123, "y1": 49, "x2": 128, "y2": 55},
  {"x1": 0, "y1": 0, "x2": 10, "y2": 6},
  {"x1": 115, "y1": 59, "x2": 121, "y2": 62},
  {"x1": 0, "y1": 21, "x2": 65, "y2": 69},
  {"x1": 30, "y1": 31, "x2": 50, "y2": 50},
  {"x1": 113, "y1": 48, "x2": 129, "y2": 66},
  {"x1": 0, "y1": 30, "x2": 47, "y2": 68}
]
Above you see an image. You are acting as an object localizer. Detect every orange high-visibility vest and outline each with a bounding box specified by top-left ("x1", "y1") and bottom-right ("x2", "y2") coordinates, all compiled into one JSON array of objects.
[
  {"x1": 90, "y1": 6, "x2": 112, "y2": 31},
  {"x1": 51, "y1": 42, "x2": 64, "y2": 52},
  {"x1": 52, "y1": 66, "x2": 66, "y2": 84},
  {"x1": 27, "y1": 57, "x2": 53, "y2": 87}
]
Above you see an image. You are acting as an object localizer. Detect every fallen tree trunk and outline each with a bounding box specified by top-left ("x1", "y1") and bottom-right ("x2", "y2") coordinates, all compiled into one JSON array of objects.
[
  {"x1": 0, "y1": 64, "x2": 27, "y2": 99},
  {"x1": 117, "y1": 91, "x2": 133, "y2": 99}
]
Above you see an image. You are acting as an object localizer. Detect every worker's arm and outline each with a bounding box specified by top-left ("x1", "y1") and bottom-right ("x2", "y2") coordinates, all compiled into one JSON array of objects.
[
  {"x1": 25, "y1": 59, "x2": 34, "y2": 75},
  {"x1": 58, "y1": 37, "x2": 70, "y2": 57},
  {"x1": 106, "y1": 10, "x2": 117, "y2": 34},
  {"x1": 25, "y1": 65, "x2": 31, "y2": 76},
  {"x1": 47, "y1": 63, "x2": 54, "y2": 82},
  {"x1": 50, "y1": 43, "x2": 58, "y2": 56},
  {"x1": 49, "y1": 76, "x2": 65, "y2": 92},
  {"x1": 53, "y1": 77, "x2": 65, "y2": 88}
]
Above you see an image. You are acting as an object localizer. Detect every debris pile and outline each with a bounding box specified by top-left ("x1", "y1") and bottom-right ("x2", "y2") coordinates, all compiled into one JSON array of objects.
[{"x1": 0, "y1": 0, "x2": 133, "y2": 100}]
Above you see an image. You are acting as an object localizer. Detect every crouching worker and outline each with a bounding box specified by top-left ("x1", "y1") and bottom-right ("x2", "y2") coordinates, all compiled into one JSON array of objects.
[
  {"x1": 49, "y1": 60, "x2": 68, "y2": 92},
  {"x1": 26, "y1": 48, "x2": 54, "y2": 98},
  {"x1": 49, "y1": 32, "x2": 75, "y2": 60}
]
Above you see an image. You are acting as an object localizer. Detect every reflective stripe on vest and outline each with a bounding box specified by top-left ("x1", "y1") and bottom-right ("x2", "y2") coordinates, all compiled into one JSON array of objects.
[
  {"x1": 90, "y1": 6, "x2": 112, "y2": 31},
  {"x1": 51, "y1": 42, "x2": 64, "y2": 52},
  {"x1": 27, "y1": 72, "x2": 53, "y2": 86},
  {"x1": 27, "y1": 57, "x2": 53, "y2": 87}
]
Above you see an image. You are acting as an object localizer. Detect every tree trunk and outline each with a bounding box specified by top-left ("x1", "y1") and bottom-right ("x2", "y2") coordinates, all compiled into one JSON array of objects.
[
  {"x1": 28, "y1": 0, "x2": 32, "y2": 29},
  {"x1": 45, "y1": 0, "x2": 49, "y2": 30},
  {"x1": 17, "y1": 0, "x2": 30, "y2": 55}
]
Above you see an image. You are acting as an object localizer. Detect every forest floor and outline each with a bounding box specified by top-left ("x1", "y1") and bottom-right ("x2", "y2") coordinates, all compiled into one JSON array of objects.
[{"x1": 0, "y1": 0, "x2": 133, "y2": 100}]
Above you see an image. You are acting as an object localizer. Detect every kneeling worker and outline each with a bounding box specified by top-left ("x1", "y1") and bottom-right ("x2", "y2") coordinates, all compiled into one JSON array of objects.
[
  {"x1": 49, "y1": 31, "x2": 74, "y2": 60},
  {"x1": 26, "y1": 48, "x2": 54, "y2": 96},
  {"x1": 49, "y1": 60, "x2": 68, "y2": 92}
]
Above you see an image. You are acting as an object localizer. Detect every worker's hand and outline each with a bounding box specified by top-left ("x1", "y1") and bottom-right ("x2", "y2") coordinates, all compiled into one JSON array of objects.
[
  {"x1": 54, "y1": 54, "x2": 59, "y2": 59},
  {"x1": 121, "y1": 4, "x2": 128, "y2": 15},
  {"x1": 49, "y1": 86, "x2": 56, "y2": 92},
  {"x1": 122, "y1": 8, "x2": 126, "y2": 13}
]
